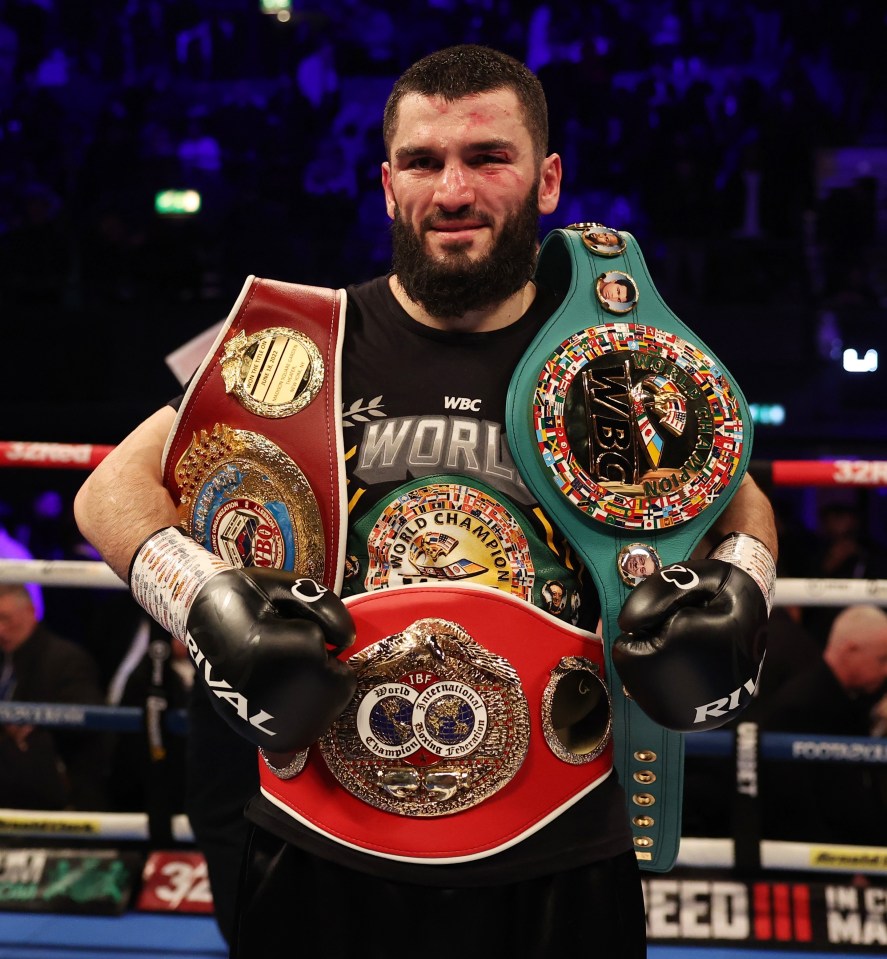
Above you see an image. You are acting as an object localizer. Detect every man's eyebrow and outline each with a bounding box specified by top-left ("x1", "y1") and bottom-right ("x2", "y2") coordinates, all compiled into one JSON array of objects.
[
  {"x1": 393, "y1": 138, "x2": 517, "y2": 161},
  {"x1": 393, "y1": 145, "x2": 432, "y2": 160},
  {"x1": 465, "y1": 138, "x2": 516, "y2": 153}
]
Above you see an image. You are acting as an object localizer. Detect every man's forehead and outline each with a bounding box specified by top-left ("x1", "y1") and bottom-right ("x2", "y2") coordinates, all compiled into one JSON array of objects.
[{"x1": 390, "y1": 89, "x2": 530, "y2": 145}]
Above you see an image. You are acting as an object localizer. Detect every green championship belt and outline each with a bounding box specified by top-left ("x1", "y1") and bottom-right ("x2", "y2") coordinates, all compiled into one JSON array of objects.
[{"x1": 506, "y1": 224, "x2": 753, "y2": 872}]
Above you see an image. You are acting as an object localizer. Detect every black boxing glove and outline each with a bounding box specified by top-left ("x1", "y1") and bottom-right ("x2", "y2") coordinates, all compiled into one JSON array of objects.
[
  {"x1": 129, "y1": 526, "x2": 356, "y2": 751},
  {"x1": 613, "y1": 533, "x2": 775, "y2": 732}
]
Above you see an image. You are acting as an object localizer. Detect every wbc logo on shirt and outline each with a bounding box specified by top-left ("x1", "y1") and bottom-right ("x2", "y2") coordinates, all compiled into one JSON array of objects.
[{"x1": 443, "y1": 396, "x2": 483, "y2": 412}]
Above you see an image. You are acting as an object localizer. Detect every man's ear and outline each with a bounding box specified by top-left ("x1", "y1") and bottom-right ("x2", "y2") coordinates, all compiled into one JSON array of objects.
[
  {"x1": 381, "y1": 161, "x2": 396, "y2": 220},
  {"x1": 537, "y1": 153, "x2": 562, "y2": 216}
]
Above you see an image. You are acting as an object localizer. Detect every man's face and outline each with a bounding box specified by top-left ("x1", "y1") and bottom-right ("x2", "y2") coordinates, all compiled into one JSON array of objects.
[
  {"x1": 625, "y1": 554, "x2": 654, "y2": 578},
  {"x1": 381, "y1": 90, "x2": 560, "y2": 317},
  {"x1": 848, "y1": 630, "x2": 887, "y2": 694},
  {"x1": 0, "y1": 594, "x2": 36, "y2": 653},
  {"x1": 600, "y1": 279, "x2": 629, "y2": 303},
  {"x1": 589, "y1": 232, "x2": 619, "y2": 247}
]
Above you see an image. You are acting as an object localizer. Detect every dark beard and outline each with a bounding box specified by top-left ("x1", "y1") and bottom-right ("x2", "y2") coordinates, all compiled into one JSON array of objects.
[{"x1": 390, "y1": 183, "x2": 541, "y2": 319}]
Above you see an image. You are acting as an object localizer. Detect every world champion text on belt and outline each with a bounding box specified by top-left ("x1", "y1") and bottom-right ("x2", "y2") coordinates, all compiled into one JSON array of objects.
[{"x1": 362, "y1": 480, "x2": 534, "y2": 597}]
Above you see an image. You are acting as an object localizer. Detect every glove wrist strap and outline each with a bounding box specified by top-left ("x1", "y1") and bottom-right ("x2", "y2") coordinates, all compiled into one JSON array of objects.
[
  {"x1": 708, "y1": 532, "x2": 776, "y2": 613},
  {"x1": 130, "y1": 526, "x2": 230, "y2": 640}
]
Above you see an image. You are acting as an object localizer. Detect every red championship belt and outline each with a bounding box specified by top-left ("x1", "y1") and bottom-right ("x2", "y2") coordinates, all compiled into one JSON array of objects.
[
  {"x1": 259, "y1": 584, "x2": 614, "y2": 863},
  {"x1": 161, "y1": 277, "x2": 347, "y2": 591}
]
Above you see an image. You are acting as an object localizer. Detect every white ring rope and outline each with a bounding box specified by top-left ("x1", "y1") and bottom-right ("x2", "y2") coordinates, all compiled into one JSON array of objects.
[
  {"x1": 2, "y1": 559, "x2": 886, "y2": 607},
  {"x1": 0, "y1": 808, "x2": 880, "y2": 874},
  {"x1": 677, "y1": 838, "x2": 887, "y2": 873},
  {"x1": 0, "y1": 558, "x2": 126, "y2": 589},
  {"x1": 0, "y1": 809, "x2": 194, "y2": 842},
  {"x1": 775, "y1": 577, "x2": 887, "y2": 606}
]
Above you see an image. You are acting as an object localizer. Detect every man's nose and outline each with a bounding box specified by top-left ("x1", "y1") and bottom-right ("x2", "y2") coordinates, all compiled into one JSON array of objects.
[{"x1": 433, "y1": 163, "x2": 475, "y2": 209}]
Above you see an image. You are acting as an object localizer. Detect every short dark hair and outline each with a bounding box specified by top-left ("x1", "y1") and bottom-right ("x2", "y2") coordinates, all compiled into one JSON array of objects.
[{"x1": 383, "y1": 45, "x2": 549, "y2": 162}]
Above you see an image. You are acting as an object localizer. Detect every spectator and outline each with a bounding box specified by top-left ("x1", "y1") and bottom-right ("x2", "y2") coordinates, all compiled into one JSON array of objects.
[
  {"x1": 0, "y1": 518, "x2": 43, "y2": 621},
  {"x1": 756, "y1": 604, "x2": 887, "y2": 845},
  {"x1": 802, "y1": 501, "x2": 887, "y2": 644},
  {"x1": 107, "y1": 614, "x2": 193, "y2": 814},
  {"x1": 0, "y1": 583, "x2": 109, "y2": 811}
]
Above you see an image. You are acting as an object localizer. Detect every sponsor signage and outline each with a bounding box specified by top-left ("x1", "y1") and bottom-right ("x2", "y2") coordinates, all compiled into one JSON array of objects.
[
  {"x1": 0, "y1": 848, "x2": 137, "y2": 914},
  {"x1": 137, "y1": 851, "x2": 214, "y2": 914},
  {"x1": 645, "y1": 873, "x2": 887, "y2": 952}
]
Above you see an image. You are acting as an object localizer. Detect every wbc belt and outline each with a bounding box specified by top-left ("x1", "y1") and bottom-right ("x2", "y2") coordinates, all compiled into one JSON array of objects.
[
  {"x1": 506, "y1": 225, "x2": 753, "y2": 872},
  {"x1": 259, "y1": 583, "x2": 613, "y2": 863},
  {"x1": 161, "y1": 275, "x2": 347, "y2": 593}
]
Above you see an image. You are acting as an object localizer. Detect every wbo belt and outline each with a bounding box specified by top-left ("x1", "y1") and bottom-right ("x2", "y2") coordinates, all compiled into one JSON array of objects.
[
  {"x1": 259, "y1": 584, "x2": 613, "y2": 864},
  {"x1": 161, "y1": 276, "x2": 347, "y2": 593},
  {"x1": 507, "y1": 224, "x2": 754, "y2": 871}
]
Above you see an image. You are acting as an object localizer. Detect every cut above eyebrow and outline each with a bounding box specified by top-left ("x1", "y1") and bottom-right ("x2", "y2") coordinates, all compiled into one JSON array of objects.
[{"x1": 394, "y1": 138, "x2": 517, "y2": 161}]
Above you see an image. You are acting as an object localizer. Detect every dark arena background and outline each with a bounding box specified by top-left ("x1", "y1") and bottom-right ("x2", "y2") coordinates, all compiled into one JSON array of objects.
[{"x1": 1, "y1": 2, "x2": 886, "y2": 957}]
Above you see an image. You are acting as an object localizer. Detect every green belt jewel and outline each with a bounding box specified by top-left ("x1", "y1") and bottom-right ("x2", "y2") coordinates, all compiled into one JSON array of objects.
[{"x1": 507, "y1": 224, "x2": 753, "y2": 871}]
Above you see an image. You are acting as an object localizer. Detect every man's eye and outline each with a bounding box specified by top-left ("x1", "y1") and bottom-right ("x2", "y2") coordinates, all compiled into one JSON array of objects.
[
  {"x1": 408, "y1": 157, "x2": 438, "y2": 170},
  {"x1": 473, "y1": 154, "x2": 507, "y2": 164}
]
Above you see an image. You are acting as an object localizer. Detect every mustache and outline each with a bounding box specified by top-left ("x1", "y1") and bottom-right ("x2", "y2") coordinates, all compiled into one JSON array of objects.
[{"x1": 421, "y1": 209, "x2": 494, "y2": 230}]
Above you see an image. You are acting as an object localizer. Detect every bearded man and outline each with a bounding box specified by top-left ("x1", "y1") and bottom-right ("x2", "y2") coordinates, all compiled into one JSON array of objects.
[{"x1": 75, "y1": 45, "x2": 777, "y2": 958}]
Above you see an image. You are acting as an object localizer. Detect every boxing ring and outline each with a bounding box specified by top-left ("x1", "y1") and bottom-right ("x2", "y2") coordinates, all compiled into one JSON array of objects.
[{"x1": 1, "y1": 443, "x2": 886, "y2": 958}]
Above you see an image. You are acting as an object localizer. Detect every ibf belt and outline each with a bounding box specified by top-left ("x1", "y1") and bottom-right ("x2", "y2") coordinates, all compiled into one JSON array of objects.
[
  {"x1": 506, "y1": 224, "x2": 754, "y2": 872},
  {"x1": 259, "y1": 584, "x2": 613, "y2": 862},
  {"x1": 161, "y1": 277, "x2": 347, "y2": 592}
]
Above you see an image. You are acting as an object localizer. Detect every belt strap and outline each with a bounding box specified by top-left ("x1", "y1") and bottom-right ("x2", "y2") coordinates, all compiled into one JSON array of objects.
[
  {"x1": 507, "y1": 225, "x2": 754, "y2": 871},
  {"x1": 161, "y1": 276, "x2": 347, "y2": 591}
]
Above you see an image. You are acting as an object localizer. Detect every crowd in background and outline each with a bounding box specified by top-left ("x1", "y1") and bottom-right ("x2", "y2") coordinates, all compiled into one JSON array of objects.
[
  {"x1": 0, "y1": 0, "x2": 885, "y2": 307},
  {"x1": 0, "y1": 0, "x2": 886, "y2": 837},
  {"x1": 1, "y1": 1, "x2": 884, "y2": 458}
]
